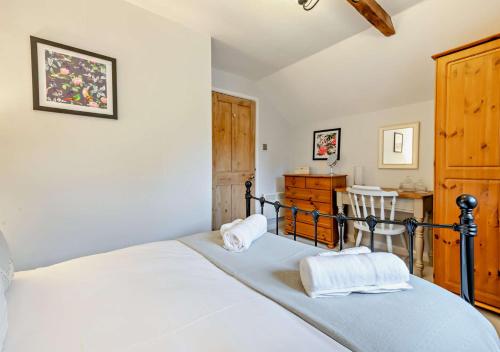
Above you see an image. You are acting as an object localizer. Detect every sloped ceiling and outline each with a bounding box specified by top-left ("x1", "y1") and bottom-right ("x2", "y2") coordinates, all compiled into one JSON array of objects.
[
  {"x1": 258, "y1": 0, "x2": 500, "y2": 123},
  {"x1": 126, "y1": 0, "x2": 422, "y2": 79}
]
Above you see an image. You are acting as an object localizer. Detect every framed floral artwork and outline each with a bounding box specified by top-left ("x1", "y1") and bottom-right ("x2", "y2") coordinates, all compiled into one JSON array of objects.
[
  {"x1": 30, "y1": 36, "x2": 117, "y2": 119},
  {"x1": 313, "y1": 128, "x2": 341, "y2": 160}
]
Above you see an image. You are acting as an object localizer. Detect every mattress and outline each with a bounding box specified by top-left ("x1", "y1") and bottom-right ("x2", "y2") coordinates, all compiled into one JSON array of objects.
[{"x1": 5, "y1": 239, "x2": 348, "y2": 352}]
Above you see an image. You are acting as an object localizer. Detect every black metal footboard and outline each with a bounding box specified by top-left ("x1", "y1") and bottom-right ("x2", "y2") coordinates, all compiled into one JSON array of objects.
[{"x1": 244, "y1": 181, "x2": 478, "y2": 305}]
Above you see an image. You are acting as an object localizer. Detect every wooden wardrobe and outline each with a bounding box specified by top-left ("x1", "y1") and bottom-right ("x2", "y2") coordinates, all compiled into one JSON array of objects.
[{"x1": 433, "y1": 34, "x2": 500, "y2": 312}]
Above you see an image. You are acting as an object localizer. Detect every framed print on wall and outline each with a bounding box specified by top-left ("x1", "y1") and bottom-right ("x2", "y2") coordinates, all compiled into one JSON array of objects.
[
  {"x1": 313, "y1": 128, "x2": 341, "y2": 160},
  {"x1": 378, "y1": 122, "x2": 419, "y2": 169},
  {"x1": 30, "y1": 36, "x2": 118, "y2": 119},
  {"x1": 393, "y1": 132, "x2": 403, "y2": 153}
]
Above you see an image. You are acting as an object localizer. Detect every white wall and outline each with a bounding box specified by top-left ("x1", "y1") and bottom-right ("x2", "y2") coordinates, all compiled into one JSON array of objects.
[
  {"x1": 0, "y1": 0, "x2": 212, "y2": 270},
  {"x1": 212, "y1": 69, "x2": 292, "y2": 217},
  {"x1": 289, "y1": 100, "x2": 435, "y2": 190}
]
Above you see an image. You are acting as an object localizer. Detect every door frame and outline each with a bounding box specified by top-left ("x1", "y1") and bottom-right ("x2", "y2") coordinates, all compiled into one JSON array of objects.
[{"x1": 212, "y1": 87, "x2": 260, "y2": 202}]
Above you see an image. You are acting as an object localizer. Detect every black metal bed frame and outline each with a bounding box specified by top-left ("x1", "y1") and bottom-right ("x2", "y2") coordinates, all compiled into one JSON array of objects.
[{"x1": 245, "y1": 181, "x2": 478, "y2": 305}]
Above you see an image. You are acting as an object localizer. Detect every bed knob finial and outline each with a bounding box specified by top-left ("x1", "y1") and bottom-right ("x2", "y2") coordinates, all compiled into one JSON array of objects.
[
  {"x1": 245, "y1": 180, "x2": 252, "y2": 190},
  {"x1": 456, "y1": 194, "x2": 478, "y2": 211}
]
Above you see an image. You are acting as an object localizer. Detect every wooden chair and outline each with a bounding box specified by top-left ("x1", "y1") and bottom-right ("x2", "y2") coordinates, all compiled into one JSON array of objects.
[{"x1": 347, "y1": 186, "x2": 407, "y2": 253}]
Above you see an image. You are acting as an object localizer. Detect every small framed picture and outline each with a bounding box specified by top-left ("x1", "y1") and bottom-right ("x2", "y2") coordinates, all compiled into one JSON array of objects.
[
  {"x1": 393, "y1": 132, "x2": 403, "y2": 153},
  {"x1": 30, "y1": 36, "x2": 117, "y2": 119},
  {"x1": 313, "y1": 128, "x2": 341, "y2": 160}
]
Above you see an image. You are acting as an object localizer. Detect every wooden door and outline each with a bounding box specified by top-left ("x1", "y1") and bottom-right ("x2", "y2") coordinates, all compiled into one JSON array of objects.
[
  {"x1": 434, "y1": 37, "x2": 500, "y2": 311},
  {"x1": 212, "y1": 92, "x2": 256, "y2": 230}
]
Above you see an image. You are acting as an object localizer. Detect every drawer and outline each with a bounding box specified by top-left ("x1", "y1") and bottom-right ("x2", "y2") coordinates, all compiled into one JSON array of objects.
[
  {"x1": 306, "y1": 177, "x2": 331, "y2": 190},
  {"x1": 331, "y1": 176, "x2": 347, "y2": 188},
  {"x1": 285, "y1": 186, "x2": 331, "y2": 203},
  {"x1": 284, "y1": 198, "x2": 332, "y2": 213},
  {"x1": 285, "y1": 222, "x2": 333, "y2": 243},
  {"x1": 285, "y1": 176, "x2": 305, "y2": 188},
  {"x1": 284, "y1": 209, "x2": 332, "y2": 228}
]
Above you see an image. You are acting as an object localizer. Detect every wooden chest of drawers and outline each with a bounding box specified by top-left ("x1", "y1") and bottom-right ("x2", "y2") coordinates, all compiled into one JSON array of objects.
[{"x1": 284, "y1": 174, "x2": 347, "y2": 248}]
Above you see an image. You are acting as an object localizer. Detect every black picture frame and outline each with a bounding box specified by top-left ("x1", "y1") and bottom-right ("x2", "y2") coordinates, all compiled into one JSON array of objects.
[
  {"x1": 312, "y1": 128, "x2": 341, "y2": 161},
  {"x1": 30, "y1": 36, "x2": 118, "y2": 119}
]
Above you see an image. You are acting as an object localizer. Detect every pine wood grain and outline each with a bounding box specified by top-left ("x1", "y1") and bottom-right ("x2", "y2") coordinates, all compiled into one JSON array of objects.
[
  {"x1": 433, "y1": 36, "x2": 500, "y2": 311},
  {"x1": 345, "y1": 0, "x2": 395, "y2": 37},
  {"x1": 432, "y1": 33, "x2": 500, "y2": 60}
]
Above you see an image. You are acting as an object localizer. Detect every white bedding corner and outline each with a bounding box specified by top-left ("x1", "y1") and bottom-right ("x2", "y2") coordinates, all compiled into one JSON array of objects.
[{"x1": 5, "y1": 238, "x2": 349, "y2": 352}]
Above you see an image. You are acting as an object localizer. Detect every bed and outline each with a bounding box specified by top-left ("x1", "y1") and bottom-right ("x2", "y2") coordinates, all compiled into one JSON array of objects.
[{"x1": 4, "y1": 231, "x2": 498, "y2": 352}]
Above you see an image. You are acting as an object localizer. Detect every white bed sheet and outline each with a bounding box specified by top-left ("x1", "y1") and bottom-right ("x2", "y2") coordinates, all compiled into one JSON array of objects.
[{"x1": 5, "y1": 240, "x2": 348, "y2": 352}]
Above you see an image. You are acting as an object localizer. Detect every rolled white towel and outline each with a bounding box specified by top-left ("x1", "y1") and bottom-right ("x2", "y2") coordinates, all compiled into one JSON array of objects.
[
  {"x1": 222, "y1": 214, "x2": 267, "y2": 252},
  {"x1": 220, "y1": 219, "x2": 243, "y2": 237},
  {"x1": 318, "y1": 246, "x2": 371, "y2": 256},
  {"x1": 300, "y1": 252, "x2": 412, "y2": 298}
]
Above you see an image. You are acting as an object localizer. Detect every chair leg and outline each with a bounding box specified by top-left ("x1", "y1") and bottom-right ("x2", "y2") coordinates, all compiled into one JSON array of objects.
[
  {"x1": 386, "y1": 236, "x2": 393, "y2": 253},
  {"x1": 355, "y1": 230, "x2": 363, "y2": 247}
]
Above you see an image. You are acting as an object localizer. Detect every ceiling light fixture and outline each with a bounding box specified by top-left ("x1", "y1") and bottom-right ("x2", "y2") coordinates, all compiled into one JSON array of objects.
[
  {"x1": 299, "y1": 0, "x2": 363, "y2": 12},
  {"x1": 298, "y1": 0, "x2": 320, "y2": 11}
]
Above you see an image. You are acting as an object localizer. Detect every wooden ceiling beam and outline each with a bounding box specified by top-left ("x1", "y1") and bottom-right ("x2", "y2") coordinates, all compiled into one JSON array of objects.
[{"x1": 346, "y1": 0, "x2": 396, "y2": 37}]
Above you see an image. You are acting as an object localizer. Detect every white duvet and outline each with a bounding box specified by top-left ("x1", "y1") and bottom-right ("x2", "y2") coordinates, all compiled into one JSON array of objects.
[{"x1": 5, "y1": 240, "x2": 348, "y2": 352}]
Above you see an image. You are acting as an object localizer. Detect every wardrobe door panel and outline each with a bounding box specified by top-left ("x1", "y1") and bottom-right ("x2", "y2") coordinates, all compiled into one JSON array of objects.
[
  {"x1": 445, "y1": 49, "x2": 500, "y2": 168},
  {"x1": 434, "y1": 36, "x2": 500, "y2": 311}
]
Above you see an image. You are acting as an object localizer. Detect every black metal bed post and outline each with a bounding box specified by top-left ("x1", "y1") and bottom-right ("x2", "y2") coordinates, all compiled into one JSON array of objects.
[
  {"x1": 291, "y1": 206, "x2": 298, "y2": 241},
  {"x1": 312, "y1": 210, "x2": 319, "y2": 247},
  {"x1": 337, "y1": 213, "x2": 346, "y2": 251},
  {"x1": 404, "y1": 218, "x2": 418, "y2": 275},
  {"x1": 245, "y1": 181, "x2": 252, "y2": 217},
  {"x1": 366, "y1": 215, "x2": 377, "y2": 252},
  {"x1": 274, "y1": 202, "x2": 281, "y2": 235},
  {"x1": 457, "y1": 195, "x2": 478, "y2": 305}
]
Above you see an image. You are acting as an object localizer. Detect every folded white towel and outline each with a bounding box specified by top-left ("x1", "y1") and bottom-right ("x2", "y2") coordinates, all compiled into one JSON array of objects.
[
  {"x1": 300, "y1": 252, "x2": 412, "y2": 298},
  {"x1": 318, "y1": 246, "x2": 371, "y2": 256},
  {"x1": 221, "y1": 214, "x2": 267, "y2": 252}
]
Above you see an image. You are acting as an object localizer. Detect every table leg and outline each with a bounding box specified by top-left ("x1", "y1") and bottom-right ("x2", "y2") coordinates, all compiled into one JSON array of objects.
[
  {"x1": 335, "y1": 191, "x2": 346, "y2": 245},
  {"x1": 414, "y1": 219, "x2": 425, "y2": 277},
  {"x1": 414, "y1": 199, "x2": 425, "y2": 277}
]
